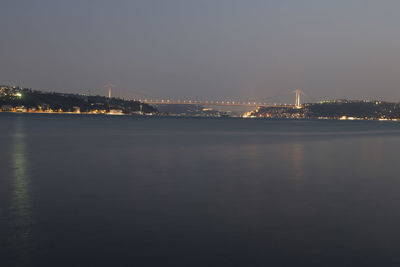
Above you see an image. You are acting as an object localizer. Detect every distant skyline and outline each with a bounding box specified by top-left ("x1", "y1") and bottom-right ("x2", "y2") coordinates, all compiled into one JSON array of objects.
[{"x1": 2, "y1": 0, "x2": 400, "y2": 102}]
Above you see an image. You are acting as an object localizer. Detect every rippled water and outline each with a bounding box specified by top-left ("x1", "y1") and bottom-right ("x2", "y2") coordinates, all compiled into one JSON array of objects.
[{"x1": 2, "y1": 113, "x2": 400, "y2": 266}]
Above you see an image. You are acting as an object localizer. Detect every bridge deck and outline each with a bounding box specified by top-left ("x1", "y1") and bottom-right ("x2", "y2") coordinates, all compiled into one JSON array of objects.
[{"x1": 141, "y1": 101, "x2": 293, "y2": 108}]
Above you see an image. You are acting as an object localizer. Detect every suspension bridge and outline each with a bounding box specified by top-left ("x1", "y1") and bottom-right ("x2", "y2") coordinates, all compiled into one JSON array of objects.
[
  {"x1": 137, "y1": 90, "x2": 305, "y2": 108},
  {"x1": 104, "y1": 84, "x2": 306, "y2": 108}
]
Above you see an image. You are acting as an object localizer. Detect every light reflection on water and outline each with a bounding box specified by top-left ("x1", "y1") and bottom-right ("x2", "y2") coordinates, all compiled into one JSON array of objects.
[
  {"x1": 289, "y1": 142, "x2": 306, "y2": 180},
  {"x1": 11, "y1": 118, "x2": 33, "y2": 265}
]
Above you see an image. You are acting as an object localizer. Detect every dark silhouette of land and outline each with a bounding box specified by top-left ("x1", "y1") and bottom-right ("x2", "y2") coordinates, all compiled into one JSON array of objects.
[
  {"x1": 0, "y1": 86, "x2": 157, "y2": 114},
  {"x1": 246, "y1": 100, "x2": 400, "y2": 120}
]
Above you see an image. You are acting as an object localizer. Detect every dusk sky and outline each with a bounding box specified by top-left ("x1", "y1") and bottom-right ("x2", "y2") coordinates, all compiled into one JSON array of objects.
[{"x1": 2, "y1": 0, "x2": 400, "y2": 102}]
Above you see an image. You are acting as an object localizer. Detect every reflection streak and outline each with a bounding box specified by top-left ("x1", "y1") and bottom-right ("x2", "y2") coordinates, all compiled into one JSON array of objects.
[{"x1": 11, "y1": 118, "x2": 33, "y2": 264}]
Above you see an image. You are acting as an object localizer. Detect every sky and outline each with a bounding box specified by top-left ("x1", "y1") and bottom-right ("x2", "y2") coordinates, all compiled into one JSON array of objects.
[{"x1": 2, "y1": 0, "x2": 400, "y2": 103}]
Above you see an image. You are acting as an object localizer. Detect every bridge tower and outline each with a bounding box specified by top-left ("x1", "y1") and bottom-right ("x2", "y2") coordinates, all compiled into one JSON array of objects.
[
  {"x1": 105, "y1": 83, "x2": 115, "y2": 98},
  {"x1": 294, "y1": 89, "x2": 304, "y2": 108}
]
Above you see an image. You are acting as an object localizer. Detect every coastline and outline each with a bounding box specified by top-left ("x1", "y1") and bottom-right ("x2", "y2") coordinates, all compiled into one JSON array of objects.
[{"x1": 2, "y1": 110, "x2": 400, "y2": 122}]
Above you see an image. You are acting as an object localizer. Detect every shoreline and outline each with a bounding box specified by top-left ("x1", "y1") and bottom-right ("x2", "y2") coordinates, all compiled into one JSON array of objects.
[{"x1": 2, "y1": 110, "x2": 400, "y2": 122}]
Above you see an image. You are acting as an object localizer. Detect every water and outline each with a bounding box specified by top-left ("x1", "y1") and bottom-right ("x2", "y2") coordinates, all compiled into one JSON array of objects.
[{"x1": 1, "y1": 113, "x2": 400, "y2": 266}]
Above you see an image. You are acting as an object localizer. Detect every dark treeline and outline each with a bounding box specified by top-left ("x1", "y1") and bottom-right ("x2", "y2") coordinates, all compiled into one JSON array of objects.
[
  {"x1": 306, "y1": 101, "x2": 400, "y2": 119},
  {"x1": 248, "y1": 100, "x2": 400, "y2": 120},
  {"x1": 0, "y1": 87, "x2": 158, "y2": 114}
]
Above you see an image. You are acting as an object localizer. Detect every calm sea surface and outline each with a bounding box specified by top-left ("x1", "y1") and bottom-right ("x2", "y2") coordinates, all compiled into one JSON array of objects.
[{"x1": 2, "y1": 113, "x2": 400, "y2": 266}]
